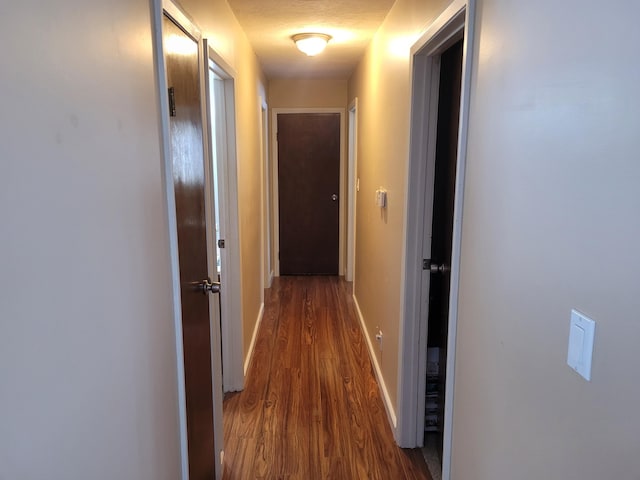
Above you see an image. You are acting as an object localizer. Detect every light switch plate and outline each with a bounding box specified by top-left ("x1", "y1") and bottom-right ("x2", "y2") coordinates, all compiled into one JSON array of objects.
[
  {"x1": 375, "y1": 188, "x2": 387, "y2": 208},
  {"x1": 567, "y1": 309, "x2": 595, "y2": 381}
]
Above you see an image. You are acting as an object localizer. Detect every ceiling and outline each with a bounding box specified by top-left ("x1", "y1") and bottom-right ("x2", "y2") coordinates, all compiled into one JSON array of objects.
[{"x1": 227, "y1": 0, "x2": 396, "y2": 79}]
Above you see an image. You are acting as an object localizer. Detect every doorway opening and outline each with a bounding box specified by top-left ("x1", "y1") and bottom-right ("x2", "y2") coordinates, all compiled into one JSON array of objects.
[
  {"x1": 397, "y1": 1, "x2": 475, "y2": 479},
  {"x1": 421, "y1": 36, "x2": 464, "y2": 479},
  {"x1": 203, "y1": 45, "x2": 244, "y2": 394}
]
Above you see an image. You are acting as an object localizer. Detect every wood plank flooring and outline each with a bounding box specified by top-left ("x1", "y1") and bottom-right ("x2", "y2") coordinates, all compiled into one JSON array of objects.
[{"x1": 222, "y1": 276, "x2": 431, "y2": 479}]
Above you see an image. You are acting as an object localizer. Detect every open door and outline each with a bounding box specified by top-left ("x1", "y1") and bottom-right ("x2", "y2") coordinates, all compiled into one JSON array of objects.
[{"x1": 160, "y1": 2, "x2": 224, "y2": 478}]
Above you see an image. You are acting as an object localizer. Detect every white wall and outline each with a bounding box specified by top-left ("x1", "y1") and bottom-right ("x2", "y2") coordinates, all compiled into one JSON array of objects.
[
  {"x1": 452, "y1": 0, "x2": 640, "y2": 477},
  {"x1": 0, "y1": 1, "x2": 181, "y2": 478}
]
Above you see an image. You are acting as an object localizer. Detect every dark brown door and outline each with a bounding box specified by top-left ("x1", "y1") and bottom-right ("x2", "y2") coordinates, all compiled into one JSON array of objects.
[
  {"x1": 277, "y1": 113, "x2": 340, "y2": 275},
  {"x1": 163, "y1": 14, "x2": 216, "y2": 480},
  {"x1": 426, "y1": 37, "x2": 464, "y2": 463}
]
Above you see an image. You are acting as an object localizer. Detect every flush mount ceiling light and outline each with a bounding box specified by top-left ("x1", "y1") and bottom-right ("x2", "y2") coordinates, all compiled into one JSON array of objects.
[{"x1": 292, "y1": 33, "x2": 332, "y2": 56}]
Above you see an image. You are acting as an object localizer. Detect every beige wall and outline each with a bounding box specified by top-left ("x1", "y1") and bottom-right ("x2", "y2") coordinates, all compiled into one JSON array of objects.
[
  {"x1": 452, "y1": 0, "x2": 640, "y2": 477},
  {"x1": 0, "y1": 0, "x2": 181, "y2": 478},
  {"x1": 347, "y1": 0, "x2": 450, "y2": 414},
  {"x1": 0, "y1": 0, "x2": 266, "y2": 477},
  {"x1": 178, "y1": 0, "x2": 267, "y2": 360},
  {"x1": 269, "y1": 78, "x2": 348, "y2": 108},
  {"x1": 351, "y1": 0, "x2": 640, "y2": 477}
]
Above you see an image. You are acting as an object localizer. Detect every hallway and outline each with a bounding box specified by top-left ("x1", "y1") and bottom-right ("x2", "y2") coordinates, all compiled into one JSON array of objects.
[{"x1": 222, "y1": 276, "x2": 430, "y2": 479}]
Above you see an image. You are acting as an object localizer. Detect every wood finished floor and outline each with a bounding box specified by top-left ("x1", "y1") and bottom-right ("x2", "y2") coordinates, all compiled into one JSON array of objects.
[{"x1": 222, "y1": 276, "x2": 431, "y2": 479}]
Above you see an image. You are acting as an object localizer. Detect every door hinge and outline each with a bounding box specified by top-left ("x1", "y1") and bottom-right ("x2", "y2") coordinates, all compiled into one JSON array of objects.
[
  {"x1": 422, "y1": 259, "x2": 429, "y2": 270},
  {"x1": 168, "y1": 87, "x2": 176, "y2": 117},
  {"x1": 217, "y1": 239, "x2": 225, "y2": 249}
]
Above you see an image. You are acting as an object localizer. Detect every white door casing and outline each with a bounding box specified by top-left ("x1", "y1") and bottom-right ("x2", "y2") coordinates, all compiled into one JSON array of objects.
[
  {"x1": 397, "y1": 1, "x2": 476, "y2": 479},
  {"x1": 260, "y1": 99, "x2": 273, "y2": 288},
  {"x1": 347, "y1": 99, "x2": 358, "y2": 284},
  {"x1": 204, "y1": 45, "x2": 244, "y2": 394}
]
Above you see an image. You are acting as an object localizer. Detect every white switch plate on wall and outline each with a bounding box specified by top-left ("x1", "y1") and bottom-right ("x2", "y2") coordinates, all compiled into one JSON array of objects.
[{"x1": 567, "y1": 309, "x2": 595, "y2": 381}]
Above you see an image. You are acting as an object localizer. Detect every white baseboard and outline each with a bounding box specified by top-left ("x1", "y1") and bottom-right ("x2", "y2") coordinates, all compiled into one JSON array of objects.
[
  {"x1": 352, "y1": 294, "x2": 397, "y2": 429},
  {"x1": 244, "y1": 302, "x2": 264, "y2": 375}
]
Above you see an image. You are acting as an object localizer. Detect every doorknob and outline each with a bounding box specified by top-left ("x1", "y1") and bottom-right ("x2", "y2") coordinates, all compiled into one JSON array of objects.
[
  {"x1": 429, "y1": 262, "x2": 450, "y2": 274},
  {"x1": 331, "y1": 194, "x2": 338, "y2": 201},
  {"x1": 194, "y1": 278, "x2": 221, "y2": 294}
]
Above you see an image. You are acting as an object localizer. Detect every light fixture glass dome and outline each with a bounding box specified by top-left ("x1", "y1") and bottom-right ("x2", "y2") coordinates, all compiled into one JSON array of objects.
[{"x1": 292, "y1": 33, "x2": 332, "y2": 56}]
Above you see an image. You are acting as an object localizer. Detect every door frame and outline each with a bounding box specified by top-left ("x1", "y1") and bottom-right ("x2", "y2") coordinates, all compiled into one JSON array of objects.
[
  {"x1": 271, "y1": 108, "x2": 346, "y2": 277},
  {"x1": 346, "y1": 99, "x2": 358, "y2": 283},
  {"x1": 397, "y1": 0, "x2": 475, "y2": 478},
  {"x1": 202, "y1": 44, "x2": 244, "y2": 394},
  {"x1": 260, "y1": 98, "x2": 273, "y2": 288}
]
